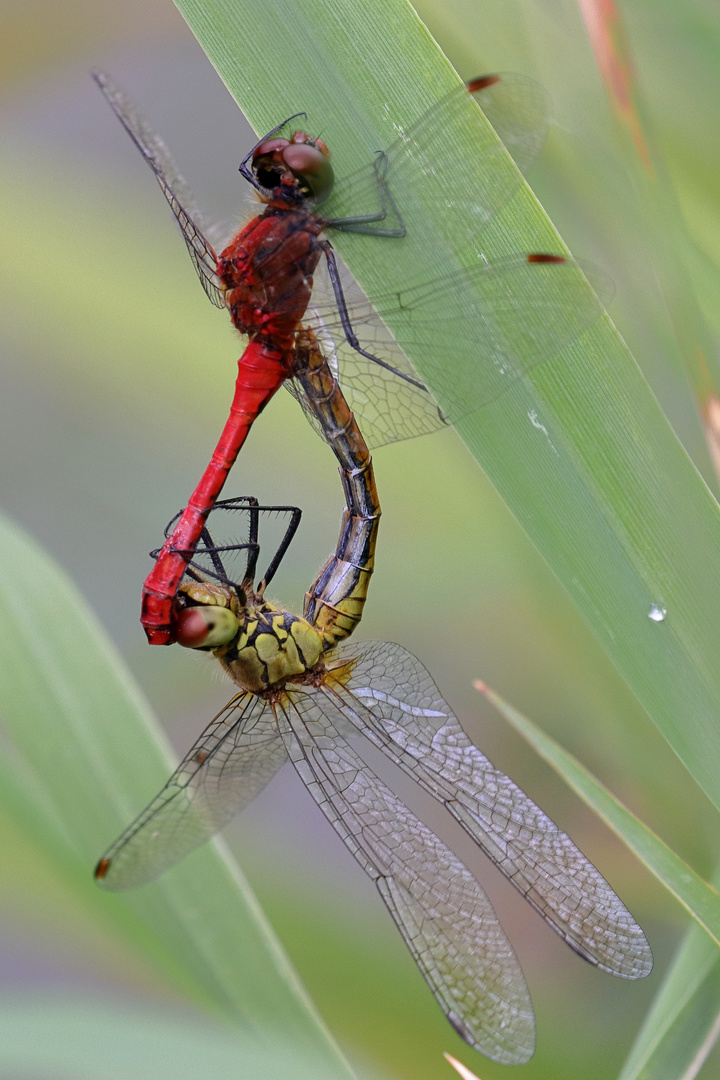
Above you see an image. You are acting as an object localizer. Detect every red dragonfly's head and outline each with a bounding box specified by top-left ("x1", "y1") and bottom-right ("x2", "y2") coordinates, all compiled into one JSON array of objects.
[{"x1": 250, "y1": 129, "x2": 334, "y2": 206}]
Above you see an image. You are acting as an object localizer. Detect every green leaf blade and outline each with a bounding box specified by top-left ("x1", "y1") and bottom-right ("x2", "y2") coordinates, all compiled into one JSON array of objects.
[
  {"x1": 173, "y1": 0, "x2": 720, "y2": 818},
  {"x1": 0, "y1": 511, "x2": 353, "y2": 1075},
  {"x1": 0, "y1": 993, "x2": 350, "y2": 1080},
  {"x1": 619, "y1": 914, "x2": 720, "y2": 1080}
]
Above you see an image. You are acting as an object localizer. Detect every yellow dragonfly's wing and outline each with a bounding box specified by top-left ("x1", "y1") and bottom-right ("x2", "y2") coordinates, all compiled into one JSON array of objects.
[
  {"x1": 276, "y1": 687, "x2": 535, "y2": 1065},
  {"x1": 96, "y1": 693, "x2": 284, "y2": 890},
  {"x1": 327, "y1": 640, "x2": 653, "y2": 981}
]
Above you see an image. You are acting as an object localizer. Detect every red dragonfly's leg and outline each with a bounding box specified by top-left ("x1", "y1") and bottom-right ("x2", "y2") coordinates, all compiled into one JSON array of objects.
[
  {"x1": 141, "y1": 342, "x2": 289, "y2": 645},
  {"x1": 322, "y1": 244, "x2": 427, "y2": 390}
]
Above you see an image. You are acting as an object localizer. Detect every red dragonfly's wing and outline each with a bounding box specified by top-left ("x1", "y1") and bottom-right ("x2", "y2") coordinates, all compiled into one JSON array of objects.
[
  {"x1": 293, "y1": 74, "x2": 604, "y2": 448},
  {"x1": 299, "y1": 253, "x2": 607, "y2": 448},
  {"x1": 93, "y1": 70, "x2": 227, "y2": 308},
  {"x1": 95, "y1": 693, "x2": 284, "y2": 890},
  {"x1": 276, "y1": 688, "x2": 535, "y2": 1065},
  {"x1": 325, "y1": 640, "x2": 653, "y2": 981},
  {"x1": 324, "y1": 73, "x2": 551, "y2": 234},
  {"x1": 472, "y1": 73, "x2": 551, "y2": 177}
]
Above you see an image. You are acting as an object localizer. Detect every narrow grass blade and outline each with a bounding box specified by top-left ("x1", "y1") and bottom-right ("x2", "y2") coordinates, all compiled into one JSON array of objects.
[
  {"x1": 618, "y1": 915, "x2": 720, "y2": 1080},
  {"x1": 473, "y1": 681, "x2": 720, "y2": 946},
  {"x1": 0, "y1": 511, "x2": 353, "y2": 1075}
]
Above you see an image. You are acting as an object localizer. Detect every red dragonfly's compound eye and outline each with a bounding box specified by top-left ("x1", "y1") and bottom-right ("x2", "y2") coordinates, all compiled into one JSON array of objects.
[
  {"x1": 289, "y1": 131, "x2": 330, "y2": 159},
  {"x1": 254, "y1": 136, "x2": 291, "y2": 157},
  {"x1": 252, "y1": 139, "x2": 292, "y2": 193},
  {"x1": 289, "y1": 130, "x2": 330, "y2": 157},
  {"x1": 282, "y1": 142, "x2": 334, "y2": 202},
  {"x1": 252, "y1": 134, "x2": 334, "y2": 201}
]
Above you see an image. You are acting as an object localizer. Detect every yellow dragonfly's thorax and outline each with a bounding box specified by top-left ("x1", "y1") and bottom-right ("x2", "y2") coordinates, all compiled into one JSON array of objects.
[
  {"x1": 219, "y1": 603, "x2": 325, "y2": 694},
  {"x1": 177, "y1": 580, "x2": 324, "y2": 695}
]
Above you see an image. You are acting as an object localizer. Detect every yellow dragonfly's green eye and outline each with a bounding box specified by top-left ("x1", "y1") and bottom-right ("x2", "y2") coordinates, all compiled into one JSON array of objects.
[{"x1": 176, "y1": 606, "x2": 239, "y2": 650}]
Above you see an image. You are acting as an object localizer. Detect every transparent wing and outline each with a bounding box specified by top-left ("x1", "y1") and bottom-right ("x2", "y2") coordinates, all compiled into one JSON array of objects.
[
  {"x1": 93, "y1": 70, "x2": 227, "y2": 307},
  {"x1": 277, "y1": 689, "x2": 535, "y2": 1065},
  {"x1": 301, "y1": 254, "x2": 604, "y2": 447},
  {"x1": 470, "y1": 74, "x2": 551, "y2": 177},
  {"x1": 326, "y1": 641, "x2": 653, "y2": 980},
  {"x1": 96, "y1": 694, "x2": 285, "y2": 890},
  {"x1": 286, "y1": 281, "x2": 447, "y2": 447},
  {"x1": 304, "y1": 75, "x2": 601, "y2": 447},
  {"x1": 324, "y1": 73, "x2": 551, "y2": 234}
]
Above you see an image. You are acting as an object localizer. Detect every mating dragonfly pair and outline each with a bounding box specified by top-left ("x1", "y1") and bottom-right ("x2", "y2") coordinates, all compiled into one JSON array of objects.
[{"x1": 93, "y1": 72, "x2": 651, "y2": 1064}]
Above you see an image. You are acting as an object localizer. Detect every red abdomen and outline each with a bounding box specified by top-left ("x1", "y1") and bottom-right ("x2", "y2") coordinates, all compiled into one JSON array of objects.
[
  {"x1": 141, "y1": 338, "x2": 288, "y2": 644},
  {"x1": 142, "y1": 208, "x2": 326, "y2": 646}
]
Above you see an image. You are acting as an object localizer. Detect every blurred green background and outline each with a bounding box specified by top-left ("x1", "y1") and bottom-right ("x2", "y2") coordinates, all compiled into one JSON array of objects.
[{"x1": 1, "y1": 0, "x2": 719, "y2": 1077}]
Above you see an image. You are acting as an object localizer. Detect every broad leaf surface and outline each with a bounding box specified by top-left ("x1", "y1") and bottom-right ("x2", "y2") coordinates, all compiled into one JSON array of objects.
[{"x1": 174, "y1": 0, "x2": 720, "y2": 818}]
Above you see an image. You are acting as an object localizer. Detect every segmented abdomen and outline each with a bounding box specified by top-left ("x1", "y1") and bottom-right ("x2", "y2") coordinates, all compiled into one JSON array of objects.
[{"x1": 294, "y1": 326, "x2": 381, "y2": 648}]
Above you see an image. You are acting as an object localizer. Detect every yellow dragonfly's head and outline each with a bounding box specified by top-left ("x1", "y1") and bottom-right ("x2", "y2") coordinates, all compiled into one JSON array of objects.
[
  {"x1": 175, "y1": 579, "x2": 324, "y2": 696},
  {"x1": 174, "y1": 579, "x2": 242, "y2": 650}
]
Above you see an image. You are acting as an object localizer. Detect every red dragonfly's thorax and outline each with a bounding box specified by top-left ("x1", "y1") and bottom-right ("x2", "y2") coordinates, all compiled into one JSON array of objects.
[{"x1": 218, "y1": 207, "x2": 326, "y2": 349}]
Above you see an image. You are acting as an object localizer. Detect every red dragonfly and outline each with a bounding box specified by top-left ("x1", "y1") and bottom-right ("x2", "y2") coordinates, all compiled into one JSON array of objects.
[{"x1": 94, "y1": 71, "x2": 603, "y2": 645}]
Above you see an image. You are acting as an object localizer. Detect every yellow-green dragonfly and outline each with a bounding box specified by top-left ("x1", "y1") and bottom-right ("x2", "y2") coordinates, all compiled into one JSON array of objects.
[{"x1": 96, "y1": 336, "x2": 651, "y2": 1065}]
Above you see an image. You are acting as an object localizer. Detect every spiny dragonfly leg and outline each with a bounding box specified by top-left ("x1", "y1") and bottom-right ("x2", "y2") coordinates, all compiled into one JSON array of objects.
[
  {"x1": 200, "y1": 524, "x2": 232, "y2": 583},
  {"x1": 243, "y1": 497, "x2": 261, "y2": 585},
  {"x1": 151, "y1": 528, "x2": 259, "y2": 592},
  {"x1": 322, "y1": 244, "x2": 428, "y2": 392},
  {"x1": 155, "y1": 496, "x2": 303, "y2": 596},
  {"x1": 326, "y1": 153, "x2": 407, "y2": 237},
  {"x1": 187, "y1": 496, "x2": 302, "y2": 591},
  {"x1": 258, "y1": 505, "x2": 303, "y2": 591}
]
